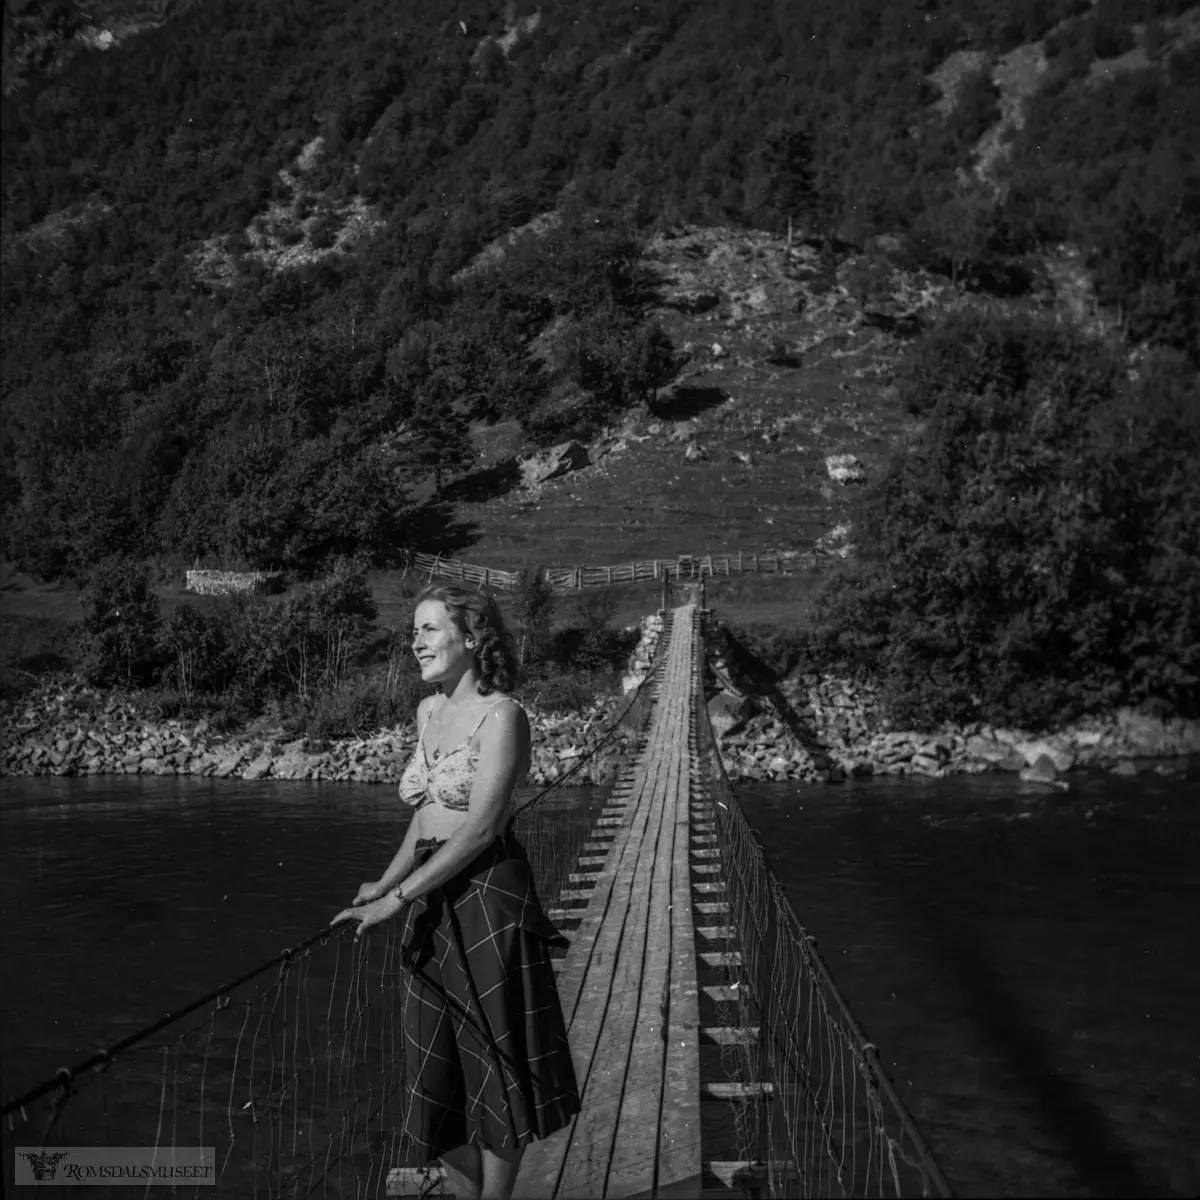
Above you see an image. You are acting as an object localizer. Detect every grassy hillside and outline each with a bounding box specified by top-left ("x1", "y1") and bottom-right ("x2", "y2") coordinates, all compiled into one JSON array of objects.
[{"x1": 2, "y1": 0, "x2": 1197, "y2": 727}]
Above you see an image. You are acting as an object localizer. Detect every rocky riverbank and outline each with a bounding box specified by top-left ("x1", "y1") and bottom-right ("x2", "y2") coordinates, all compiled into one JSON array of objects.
[
  {"x1": 4, "y1": 603, "x2": 1194, "y2": 792},
  {"x1": 0, "y1": 615, "x2": 671, "y2": 788},
  {"x1": 0, "y1": 682, "x2": 643, "y2": 788},
  {"x1": 706, "y1": 663, "x2": 1199, "y2": 787}
]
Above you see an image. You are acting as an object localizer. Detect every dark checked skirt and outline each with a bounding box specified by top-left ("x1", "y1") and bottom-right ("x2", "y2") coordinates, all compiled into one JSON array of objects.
[{"x1": 397, "y1": 833, "x2": 581, "y2": 1164}]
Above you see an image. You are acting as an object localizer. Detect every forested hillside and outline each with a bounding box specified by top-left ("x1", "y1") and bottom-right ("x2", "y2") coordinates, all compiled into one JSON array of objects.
[{"x1": 1, "y1": 0, "x2": 1197, "y2": 584}]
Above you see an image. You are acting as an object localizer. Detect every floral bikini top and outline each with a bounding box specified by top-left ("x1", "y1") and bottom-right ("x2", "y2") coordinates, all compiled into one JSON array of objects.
[{"x1": 399, "y1": 697, "x2": 526, "y2": 813}]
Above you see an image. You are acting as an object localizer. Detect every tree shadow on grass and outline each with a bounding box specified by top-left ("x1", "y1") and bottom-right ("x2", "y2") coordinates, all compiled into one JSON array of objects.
[
  {"x1": 652, "y1": 385, "x2": 730, "y2": 421},
  {"x1": 405, "y1": 499, "x2": 479, "y2": 558},
  {"x1": 440, "y1": 457, "x2": 522, "y2": 504}
]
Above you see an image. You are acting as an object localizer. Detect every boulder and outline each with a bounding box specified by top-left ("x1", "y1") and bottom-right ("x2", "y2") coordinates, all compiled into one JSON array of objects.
[
  {"x1": 708, "y1": 691, "x2": 754, "y2": 740},
  {"x1": 1019, "y1": 754, "x2": 1067, "y2": 788},
  {"x1": 825, "y1": 454, "x2": 866, "y2": 485},
  {"x1": 1113, "y1": 709, "x2": 1200, "y2": 756},
  {"x1": 1014, "y1": 736, "x2": 1076, "y2": 773},
  {"x1": 665, "y1": 288, "x2": 720, "y2": 314},
  {"x1": 966, "y1": 736, "x2": 1025, "y2": 771},
  {"x1": 683, "y1": 440, "x2": 708, "y2": 462},
  {"x1": 1110, "y1": 760, "x2": 1139, "y2": 777},
  {"x1": 518, "y1": 440, "x2": 589, "y2": 488},
  {"x1": 242, "y1": 754, "x2": 273, "y2": 781},
  {"x1": 213, "y1": 749, "x2": 246, "y2": 779}
]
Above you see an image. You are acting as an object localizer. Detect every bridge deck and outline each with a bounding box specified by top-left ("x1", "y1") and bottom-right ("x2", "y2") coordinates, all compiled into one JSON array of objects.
[{"x1": 513, "y1": 604, "x2": 702, "y2": 1200}]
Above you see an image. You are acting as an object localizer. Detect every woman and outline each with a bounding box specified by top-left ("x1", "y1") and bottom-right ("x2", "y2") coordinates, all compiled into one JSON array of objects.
[{"x1": 332, "y1": 583, "x2": 580, "y2": 1200}]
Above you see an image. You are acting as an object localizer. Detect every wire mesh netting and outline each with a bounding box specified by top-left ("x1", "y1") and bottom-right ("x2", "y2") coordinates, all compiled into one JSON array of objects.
[
  {"x1": 1, "y1": 643, "x2": 665, "y2": 1198},
  {"x1": 3, "y1": 605, "x2": 953, "y2": 1199},
  {"x1": 692, "y1": 611, "x2": 954, "y2": 1199}
]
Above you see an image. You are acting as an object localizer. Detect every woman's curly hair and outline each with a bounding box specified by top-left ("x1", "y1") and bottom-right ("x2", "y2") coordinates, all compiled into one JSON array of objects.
[{"x1": 413, "y1": 583, "x2": 519, "y2": 695}]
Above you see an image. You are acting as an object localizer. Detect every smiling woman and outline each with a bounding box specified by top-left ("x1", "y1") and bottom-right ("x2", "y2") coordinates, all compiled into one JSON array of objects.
[{"x1": 331, "y1": 583, "x2": 580, "y2": 1200}]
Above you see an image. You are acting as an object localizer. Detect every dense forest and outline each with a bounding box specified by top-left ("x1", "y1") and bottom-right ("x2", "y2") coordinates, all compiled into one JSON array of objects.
[{"x1": 2, "y1": 0, "x2": 1197, "y2": 582}]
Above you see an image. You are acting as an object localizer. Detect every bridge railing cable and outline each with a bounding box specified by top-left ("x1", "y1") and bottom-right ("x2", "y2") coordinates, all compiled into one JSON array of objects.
[
  {"x1": 693, "y1": 613, "x2": 955, "y2": 1199},
  {"x1": 2, "y1": 647, "x2": 666, "y2": 1198}
]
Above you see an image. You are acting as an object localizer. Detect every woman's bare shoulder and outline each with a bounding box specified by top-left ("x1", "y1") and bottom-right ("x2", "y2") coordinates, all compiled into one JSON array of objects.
[{"x1": 483, "y1": 693, "x2": 530, "y2": 734}]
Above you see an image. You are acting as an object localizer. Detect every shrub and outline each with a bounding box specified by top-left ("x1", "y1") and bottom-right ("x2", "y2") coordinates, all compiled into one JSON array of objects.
[
  {"x1": 512, "y1": 563, "x2": 555, "y2": 668},
  {"x1": 275, "y1": 556, "x2": 377, "y2": 705},
  {"x1": 813, "y1": 315, "x2": 1200, "y2": 729},
  {"x1": 305, "y1": 672, "x2": 410, "y2": 741},
  {"x1": 78, "y1": 558, "x2": 163, "y2": 687},
  {"x1": 1090, "y1": 11, "x2": 1136, "y2": 59},
  {"x1": 532, "y1": 673, "x2": 595, "y2": 713},
  {"x1": 155, "y1": 603, "x2": 232, "y2": 709},
  {"x1": 894, "y1": 308, "x2": 1032, "y2": 415}
]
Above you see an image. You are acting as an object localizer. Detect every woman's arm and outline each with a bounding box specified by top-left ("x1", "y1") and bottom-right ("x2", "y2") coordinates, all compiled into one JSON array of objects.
[
  {"x1": 354, "y1": 816, "x2": 423, "y2": 903},
  {"x1": 352, "y1": 696, "x2": 435, "y2": 904},
  {"x1": 394, "y1": 699, "x2": 530, "y2": 903}
]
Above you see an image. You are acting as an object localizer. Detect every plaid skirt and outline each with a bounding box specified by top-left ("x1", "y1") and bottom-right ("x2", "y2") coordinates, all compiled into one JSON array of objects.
[{"x1": 397, "y1": 833, "x2": 581, "y2": 1164}]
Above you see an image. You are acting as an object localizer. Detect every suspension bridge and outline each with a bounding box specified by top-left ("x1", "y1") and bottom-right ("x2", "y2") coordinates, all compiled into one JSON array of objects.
[{"x1": 2, "y1": 600, "x2": 953, "y2": 1198}]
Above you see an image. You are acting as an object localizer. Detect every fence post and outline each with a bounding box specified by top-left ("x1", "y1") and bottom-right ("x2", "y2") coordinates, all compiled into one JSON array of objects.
[{"x1": 661, "y1": 570, "x2": 669, "y2": 614}]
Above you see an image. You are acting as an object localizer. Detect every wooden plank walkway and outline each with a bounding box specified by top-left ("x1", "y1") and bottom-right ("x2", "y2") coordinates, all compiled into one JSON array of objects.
[{"x1": 513, "y1": 604, "x2": 703, "y2": 1200}]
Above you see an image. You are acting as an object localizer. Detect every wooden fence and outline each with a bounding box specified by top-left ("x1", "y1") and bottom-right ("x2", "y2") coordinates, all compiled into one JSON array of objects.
[{"x1": 407, "y1": 549, "x2": 825, "y2": 594}]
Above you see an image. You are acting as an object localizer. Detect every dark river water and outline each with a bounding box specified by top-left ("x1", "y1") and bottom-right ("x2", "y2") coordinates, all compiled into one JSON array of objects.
[{"x1": 1, "y1": 769, "x2": 1197, "y2": 1198}]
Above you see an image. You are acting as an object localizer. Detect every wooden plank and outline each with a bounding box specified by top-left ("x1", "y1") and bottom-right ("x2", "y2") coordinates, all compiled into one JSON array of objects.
[
  {"x1": 656, "y1": 608, "x2": 703, "y2": 1199},
  {"x1": 701, "y1": 1081, "x2": 775, "y2": 1101},
  {"x1": 514, "y1": 693, "x2": 671, "y2": 1197},
  {"x1": 701, "y1": 984, "x2": 741, "y2": 1003},
  {"x1": 581, "y1": 839, "x2": 616, "y2": 853},
  {"x1": 698, "y1": 950, "x2": 741, "y2": 969},
  {"x1": 696, "y1": 925, "x2": 737, "y2": 940},
  {"x1": 701, "y1": 1161, "x2": 798, "y2": 1192},
  {"x1": 387, "y1": 1165, "x2": 450, "y2": 1196},
  {"x1": 553, "y1": 710, "x2": 674, "y2": 1198},
  {"x1": 514, "y1": 606, "x2": 708, "y2": 1200},
  {"x1": 700, "y1": 1026, "x2": 760, "y2": 1047},
  {"x1": 563, "y1": 611, "x2": 693, "y2": 1195},
  {"x1": 607, "y1": 614, "x2": 692, "y2": 1196}
]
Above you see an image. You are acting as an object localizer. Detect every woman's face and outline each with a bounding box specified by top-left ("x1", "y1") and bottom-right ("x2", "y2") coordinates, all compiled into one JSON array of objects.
[{"x1": 412, "y1": 600, "x2": 474, "y2": 685}]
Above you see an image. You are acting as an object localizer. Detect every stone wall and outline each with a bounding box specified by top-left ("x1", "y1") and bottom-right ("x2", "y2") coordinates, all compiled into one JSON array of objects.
[
  {"x1": 620, "y1": 613, "x2": 665, "y2": 693},
  {"x1": 185, "y1": 569, "x2": 284, "y2": 596}
]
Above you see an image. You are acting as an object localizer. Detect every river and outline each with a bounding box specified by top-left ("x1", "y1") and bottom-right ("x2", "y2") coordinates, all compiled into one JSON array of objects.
[{"x1": 1, "y1": 769, "x2": 1197, "y2": 1197}]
